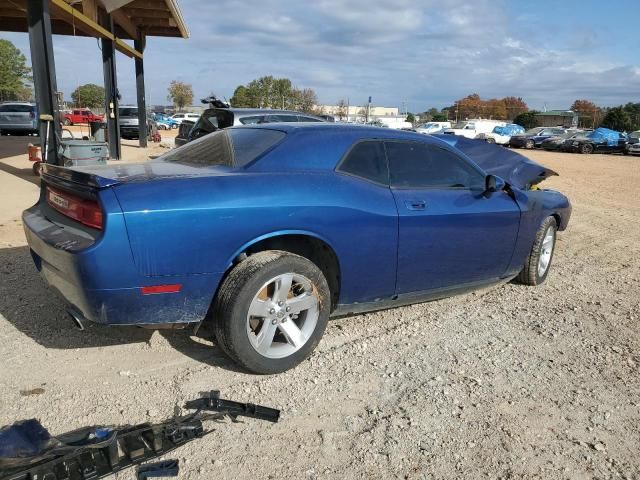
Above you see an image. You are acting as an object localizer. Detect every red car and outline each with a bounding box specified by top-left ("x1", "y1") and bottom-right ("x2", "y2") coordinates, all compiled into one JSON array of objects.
[{"x1": 63, "y1": 108, "x2": 103, "y2": 126}]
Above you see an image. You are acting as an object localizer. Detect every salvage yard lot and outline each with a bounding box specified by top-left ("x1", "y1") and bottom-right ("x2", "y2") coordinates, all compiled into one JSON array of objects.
[{"x1": 0, "y1": 148, "x2": 639, "y2": 479}]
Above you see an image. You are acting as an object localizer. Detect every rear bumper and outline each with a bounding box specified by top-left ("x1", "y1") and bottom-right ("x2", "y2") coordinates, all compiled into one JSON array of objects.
[
  {"x1": 120, "y1": 125, "x2": 139, "y2": 137},
  {"x1": 23, "y1": 202, "x2": 221, "y2": 326}
]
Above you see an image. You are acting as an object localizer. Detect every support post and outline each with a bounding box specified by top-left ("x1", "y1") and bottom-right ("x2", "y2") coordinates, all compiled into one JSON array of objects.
[
  {"x1": 26, "y1": 0, "x2": 61, "y2": 165},
  {"x1": 135, "y1": 34, "x2": 147, "y2": 148},
  {"x1": 101, "y1": 13, "x2": 121, "y2": 159}
]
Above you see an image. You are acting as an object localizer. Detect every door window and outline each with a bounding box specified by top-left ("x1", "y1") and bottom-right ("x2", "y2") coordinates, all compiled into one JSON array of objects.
[
  {"x1": 386, "y1": 141, "x2": 484, "y2": 189},
  {"x1": 337, "y1": 141, "x2": 388, "y2": 185}
]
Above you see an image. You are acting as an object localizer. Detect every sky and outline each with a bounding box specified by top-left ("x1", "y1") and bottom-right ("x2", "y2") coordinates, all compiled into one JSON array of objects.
[{"x1": 2, "y1": 0, "x2": 639, "y2": 112}]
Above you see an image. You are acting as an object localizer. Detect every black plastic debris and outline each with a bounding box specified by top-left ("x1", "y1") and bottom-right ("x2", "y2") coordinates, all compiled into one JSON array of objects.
[
  {"x1": 137, "y1": 459, "x2": 179, "y2": 479},
  {"x1": 0, "y1": 390, "x2": 279, "y2": 480}
]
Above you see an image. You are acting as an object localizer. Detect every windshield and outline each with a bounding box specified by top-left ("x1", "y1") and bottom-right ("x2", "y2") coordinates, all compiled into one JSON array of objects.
[
  {"x1": 119, "y1": 108, "x2": 138, "y2": 117},
  {"x1": 158, "y1": 128, "x2": 285, "y2": 167}
]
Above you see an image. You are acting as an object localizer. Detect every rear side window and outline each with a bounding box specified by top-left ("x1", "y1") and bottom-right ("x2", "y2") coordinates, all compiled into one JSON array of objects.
[
  {"x1": 239, "y1": 115, "x2": 265, "y2": 125},
  {"x1": 0, "y1": 104, "x2": 35, "y2": 112},
  {"x1": 386, "y1": 141, "x2": 484, "y2": 189},
  {"x1": 266, "y1": 115, "x2": 299, "y2": 123},
  {"x1": 159, "y1": 128, "x2": 285, "y2": 167},
  {"x1": 338, "y1": 141, "x2": 388, "y2": 185},
  {"x1": 297, "y1": 115, "x2": 323, "y2": 122},
  {"x1": 227, "y1": 128, "x2": 285, "y2": 166}
]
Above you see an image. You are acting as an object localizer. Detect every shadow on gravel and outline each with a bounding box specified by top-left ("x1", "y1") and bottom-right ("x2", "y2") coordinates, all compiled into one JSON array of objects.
[{"x1": 0, "y1": 245, "x2": 245, "y2": 372}]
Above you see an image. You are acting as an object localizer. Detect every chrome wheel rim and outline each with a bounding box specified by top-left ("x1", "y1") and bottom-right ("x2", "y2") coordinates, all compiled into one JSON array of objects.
[
  {"x1": 246, "y1": 273, "x2": 319, "y2": 359},
  {"x1": 537, "y1": 227, "x2": 555, "y2": 278}
]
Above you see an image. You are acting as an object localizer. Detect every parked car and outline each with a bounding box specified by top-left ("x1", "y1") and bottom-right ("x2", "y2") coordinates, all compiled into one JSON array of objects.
[
  {"x1": 63, "y1": 108, "x2": 103, "y2": 126},
  {"x1": 174, "y1": 120, "x2": 195, "y2": 147},
  {"x1": 509, "y1": 127, "x2": 566, "y2": 149},
  {"x1": 626, "y1": 130, "x2": 640, "y2": 155},
  {"x1": 0, "y1": 102, "x2": 38, "y2": 135},
  {"x1": 24, "y1": 123, "x2": 571, "y2": 374},
  {"x1": 560, "y1": 127, "x2": 627, "y2": 154},
  {"x1": 415, "y1": 121, "x2": 452, "y2": 134},
  {"x1": 170, "y1": 112, "x2": 201, "y2": 125},
  {"x1": 183, "y1": 108, "x2": 325, "y2": 144},
  {"x1": 118, "y1": 106, "x2": 155, "y2": 140},
  {"x1": 443, "y1": 119, "x2": 507, "y2": 139},
  {"x1": 477, "y1": 124, "x2": 525, "y2": 145},
  {"x1": 152, "y1": 113, "x2": 179, "y2": 130},
  {"x1": 540, "y1": 131, "x2": 588, "y2": 151}
]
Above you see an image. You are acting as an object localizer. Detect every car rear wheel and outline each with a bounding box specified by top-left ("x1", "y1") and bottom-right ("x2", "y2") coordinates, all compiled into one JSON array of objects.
[
  {"x1": 580, "y1": 143, "x2": 594, "y2": 154},
  {"x1": 517, "y1": 216, "x2": 557, "y2": 286},
  {"x1": 525, "y1": 139, "x2": 535, "y2": 149},
  {"x1": 63, "y1": 118, "x2": 71, "y2": 126},
  {"x1": 213, "y1": 250, "x2": 330, "y2": 374}
]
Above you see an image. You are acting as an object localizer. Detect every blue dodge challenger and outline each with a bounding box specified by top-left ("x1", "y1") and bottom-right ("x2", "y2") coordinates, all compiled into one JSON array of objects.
[{"x1": 23, "y1": 124, "x2": 571, "y2": 373}]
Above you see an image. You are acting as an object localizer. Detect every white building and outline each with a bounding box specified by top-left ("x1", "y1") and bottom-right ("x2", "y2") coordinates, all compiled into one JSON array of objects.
[{"x1": 317, "y1": 104, "x2": 401, "y2": 123}]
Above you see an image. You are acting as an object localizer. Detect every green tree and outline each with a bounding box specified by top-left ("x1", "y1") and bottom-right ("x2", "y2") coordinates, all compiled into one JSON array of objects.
[
  {"x1": 600, "y1": 106, "x2": 634, "y2": 132},
  {"x1": 432, "y1": 112, "x2": 448, "y2": 121},
  {"x1": 229, "y1": 76, "x2": 319, "y2": 112},
  {"x1": 513, "y1": 110, "x2": 540, "y2": 129},
  {"x1": 70, "y1": 83, "x2": 105, "y2": 108},
  {"x1": 406, "y1": 112, "x2": 416, "y2": 124},
  {"x1": 0, "y1": 39, "x2": 32, "y2": 101},
  {"x1": 167, "y1": 80, "x2": 193, "y2": 110},
  {"x1": 229, "y1": 85, "x2": 251, "y2": 107}
]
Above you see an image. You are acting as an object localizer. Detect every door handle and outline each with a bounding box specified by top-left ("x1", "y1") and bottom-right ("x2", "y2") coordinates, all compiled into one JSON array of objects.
[{"x1": 405, "y1": 200, "x2": 426, "y2": 210}]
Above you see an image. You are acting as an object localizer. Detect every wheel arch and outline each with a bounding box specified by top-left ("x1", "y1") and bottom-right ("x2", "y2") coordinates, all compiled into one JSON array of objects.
[{"x1": 222, "y1": 230, "x2": 342, "y2": 311}]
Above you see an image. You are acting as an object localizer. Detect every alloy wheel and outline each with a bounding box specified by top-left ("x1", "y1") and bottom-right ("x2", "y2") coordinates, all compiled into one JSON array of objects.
[
  {"x1": 246, "y1": 273, "x2": 319, "y2": 359},
  {"x1": 537, "y1": 226, "x2": 555, "y2": 278}
]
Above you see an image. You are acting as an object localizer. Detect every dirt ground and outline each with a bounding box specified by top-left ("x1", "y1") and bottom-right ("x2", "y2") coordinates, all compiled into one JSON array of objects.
[{"x1": 0, "y1": 141, "x2": 639, "y2": 479}]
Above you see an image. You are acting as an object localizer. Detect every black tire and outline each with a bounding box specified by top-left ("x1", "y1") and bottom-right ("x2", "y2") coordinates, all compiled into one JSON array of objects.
[
  {"x1": 517, "y1": 216, "x2": 557, "y2": 286},
  {"x1": 63, "y1": 118, "x2": 72, "y2": 126},
  {"x1": 580, "y1": 143, "x2": 593, "y2": 154},
  {"x1": 525, "y1": 139, "x2": 535, "y2": 149},
  {"x1": 213, "y1": 250, "x2": 331, "y2": 374}
]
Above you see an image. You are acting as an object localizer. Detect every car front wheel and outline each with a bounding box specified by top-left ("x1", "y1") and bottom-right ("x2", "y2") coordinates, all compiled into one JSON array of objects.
[
  {"x1": 517, "y1": 216, "x2": 557, "y2": 286},
  {"x1": 580, "y1": 143, "x2": 594, "y2": 154},
  {"x1": 213, "y1": 251, "x2": 330, "y2": 374}
]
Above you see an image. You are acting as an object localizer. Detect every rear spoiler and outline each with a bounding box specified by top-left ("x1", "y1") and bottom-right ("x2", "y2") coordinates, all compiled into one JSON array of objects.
[{"x1": 41, "y1": 164, "x2": 119, "y2": 189}]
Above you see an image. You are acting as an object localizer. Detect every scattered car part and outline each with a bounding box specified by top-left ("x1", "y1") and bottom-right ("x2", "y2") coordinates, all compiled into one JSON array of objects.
[
  {"x1": 0, "y1": 391, "x2": 279, "y2": 480},
  {"x1": 137, "y1": 459, "x2": 179, "y2": 479}
]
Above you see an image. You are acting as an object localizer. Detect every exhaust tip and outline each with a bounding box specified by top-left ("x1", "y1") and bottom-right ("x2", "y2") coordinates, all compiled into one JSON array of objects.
[{"x1": 67, "y1": 308, "x2": 85, "y2": 331}]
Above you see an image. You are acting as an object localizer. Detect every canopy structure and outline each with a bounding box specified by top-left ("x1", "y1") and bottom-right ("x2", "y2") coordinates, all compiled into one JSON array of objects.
[{"x1": 0, "y1": 0, "x2": 188, "y2": 161}]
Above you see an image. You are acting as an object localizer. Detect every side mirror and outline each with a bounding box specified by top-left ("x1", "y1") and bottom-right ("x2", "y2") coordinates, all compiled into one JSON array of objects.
[{"x1": 485, "y1": 174, "x2": 505, "y2": 193}]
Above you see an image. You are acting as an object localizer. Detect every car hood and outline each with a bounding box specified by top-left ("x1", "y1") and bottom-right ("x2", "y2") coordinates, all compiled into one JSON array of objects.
[{"x1": 433, "y1": 135, "x2": 558, "y2": 189}]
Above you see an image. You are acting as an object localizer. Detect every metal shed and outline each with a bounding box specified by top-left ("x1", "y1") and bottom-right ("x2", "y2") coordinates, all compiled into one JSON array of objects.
[{"x1": 0, "y1": 0, "x2": 188, "y2": 162}]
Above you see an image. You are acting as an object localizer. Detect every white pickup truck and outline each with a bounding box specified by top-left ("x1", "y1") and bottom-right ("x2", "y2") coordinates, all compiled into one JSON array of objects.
[{"x1": 444, "y1": 119, "x2": 506, "y2": 139}]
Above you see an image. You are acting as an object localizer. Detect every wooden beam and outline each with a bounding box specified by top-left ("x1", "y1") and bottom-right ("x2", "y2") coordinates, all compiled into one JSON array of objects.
[
  {"x1": 81, "y1": 0, "x2": 97, "y2": 22},
  {"x1": 111, "y1": 7, "x2": 137, "y2": 39},
  {"x1": 124, "y1": 7, "x2": 171, "y2": 18},
  {"x1": 48, "y1": 0, "x2": 142, "y2": 58}
]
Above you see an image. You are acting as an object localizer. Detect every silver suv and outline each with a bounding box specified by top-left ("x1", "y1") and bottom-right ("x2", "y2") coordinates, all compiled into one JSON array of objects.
[
  {"x1": 0, "y1": 102, "x2": 38, "y2": 135},
  {"x1": 182, "y1": 108, "x2": 325, "y2": 144}
]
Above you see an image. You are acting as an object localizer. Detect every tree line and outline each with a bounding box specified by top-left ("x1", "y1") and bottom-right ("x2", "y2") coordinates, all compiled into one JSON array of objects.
[{"x1": 418, "y1": 94, "x2": 640, "y2": 132}]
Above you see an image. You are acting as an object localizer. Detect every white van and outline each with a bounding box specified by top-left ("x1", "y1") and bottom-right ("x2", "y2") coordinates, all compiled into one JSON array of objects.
[
  {"x1": 444, "y1": 119, "x2": 506, "y2": 139},
  {"x1": 415, "y1": 121, "x2": 451, "y2": 134}
]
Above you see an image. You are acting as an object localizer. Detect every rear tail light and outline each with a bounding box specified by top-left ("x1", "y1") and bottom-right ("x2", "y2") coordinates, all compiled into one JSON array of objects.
[
  {"x1": 46, "y1": 187, "x2": 103, "y2": 230},
  {"x1": 29, "y1": 111, "x2": 35, "y2": 119}
]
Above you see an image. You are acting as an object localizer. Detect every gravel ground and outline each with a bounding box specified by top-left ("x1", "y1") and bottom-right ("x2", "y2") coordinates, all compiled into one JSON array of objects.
[{"x1": 0, "y1": 148, "x2": 639, "y2": 479}]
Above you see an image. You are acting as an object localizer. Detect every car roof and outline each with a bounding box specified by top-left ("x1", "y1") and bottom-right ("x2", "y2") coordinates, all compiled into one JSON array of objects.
[
  {"x1": 231, "y1": 122, "x2": 453, "y2": 145},
  {"x1": 0, "y1": 101, "x2": 35, "y2": 105},
  {"x1": 206, "y1": 107, "x2": 323, "y2": 117}
]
